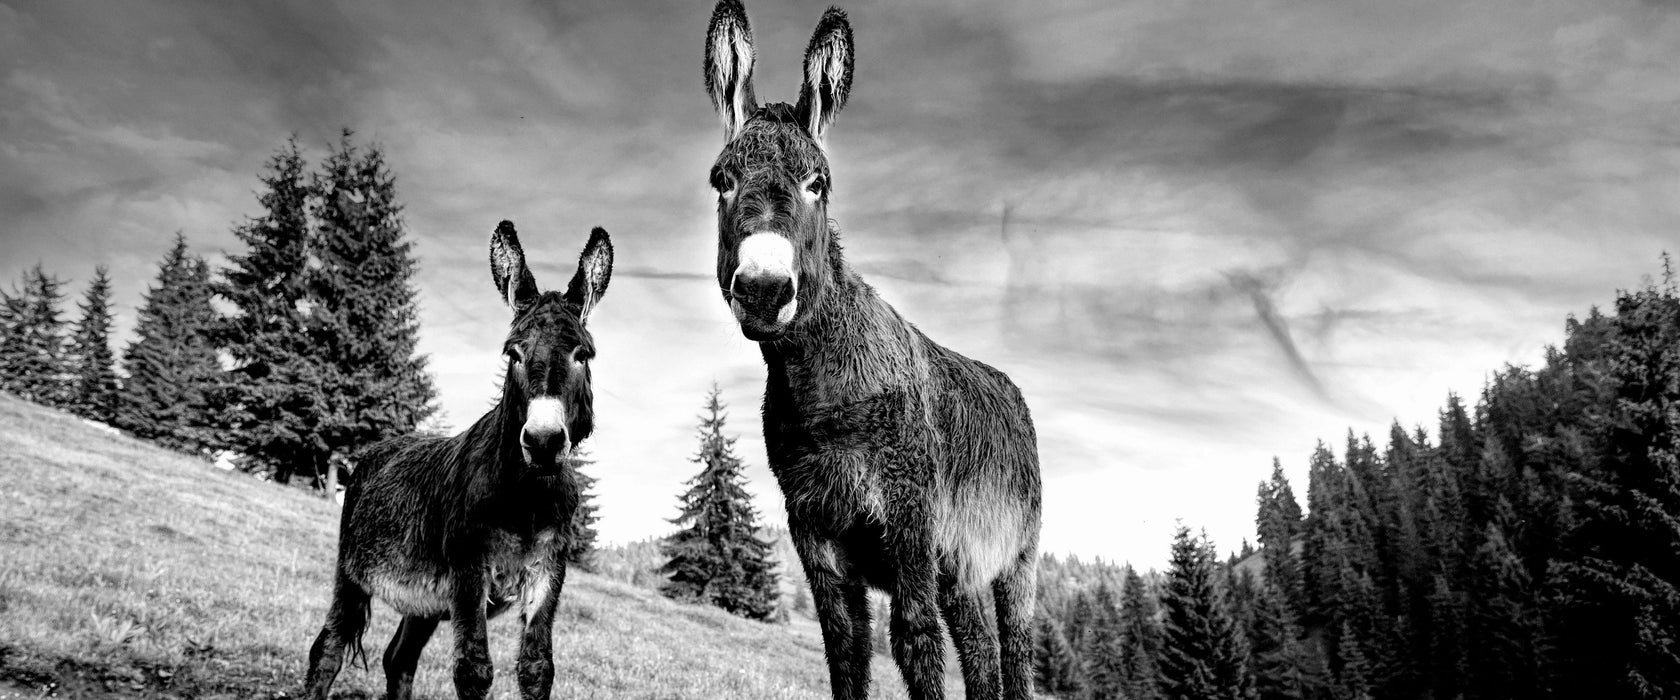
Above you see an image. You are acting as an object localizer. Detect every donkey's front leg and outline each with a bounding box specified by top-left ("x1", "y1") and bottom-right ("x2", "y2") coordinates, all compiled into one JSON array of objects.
[
  {"x1": 516, "y1": 556, "x2": 567, "y2": 699},
  {"x1": 888, "y1": 512, "x2": 948, "y2": 699},
  {"x1": 450, "y1": 567, "x2": 494, "y2": 700},
  {"x1": 794, "y1": 529, "x2": 873, "y2": 700}
]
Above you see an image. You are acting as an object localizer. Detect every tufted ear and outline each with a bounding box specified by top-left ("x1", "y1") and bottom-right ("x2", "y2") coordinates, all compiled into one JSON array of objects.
[
  {"x1": 563, "y1": 227, "x2": 613, "y2": 323},
  {"x1": 489, "y1": 220, "x2": 539, "y2": 311},
  {"x1": 796, "y1": 7, "x2": 854, "y2": 144},
  {"x1": 704, "y1": 0, "x2": 758, "y2": 142}
]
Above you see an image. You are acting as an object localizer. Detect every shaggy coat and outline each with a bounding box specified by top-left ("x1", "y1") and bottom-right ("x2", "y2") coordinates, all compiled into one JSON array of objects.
[
  {"x1": 703, "y1": 3, "x2": 1043, "y2": 699},
  {"x1": 304, "y1": 222, "x2": 613, "y2": 700}
]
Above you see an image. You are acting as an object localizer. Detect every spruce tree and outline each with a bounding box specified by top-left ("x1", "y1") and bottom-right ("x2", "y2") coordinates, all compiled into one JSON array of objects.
[
  {"x1": 0, "y1": 264, "x2": 73, "y2": 406},
  {"x1": 0, "y1": 282, "x2": 21, "y2": 390},
  {"x1": 1334, "y1": 620, "x2": 1375, "y2": 700},
  {"x1": 1117, "y1": 565, "x2": 1165, "y2": 700},
  {"x1": 658, "y1": 384, "x2": 780, "y2": 620},
  {"x1": 567, "y1": 447, "x2": 601, "y2": 572},
  {"x1": 1036, "y1": 614, "x2": 1084, "y2": 696},
  {"x1": 215, "y1": 137, "x2": 324, "y2": 483},
  {"x1": 66, "y1": 266, "x2": 121, "y2": 423},
  {"x1": 1255, "y1": 457, "x2": 1305, "y2": 614},
  {"x1": 1080, "y1": 580, "x2": 1126, "y2": 699},
  {"x1": 1159, "y1": 526, "x2": 1254, "y2": 700},
  {"x1": 119, "y1": 234, "x2": 222, "y2": 452},
  {"x1": 1547, "y1": 274, "x2": 1680, "y2": 699},
  {"x1": 1463, "y1": 522, "x2": 1540, "y2": 700},
  {"x1": 307, "y1": 130, "x2": 436, "y2": 489},
  {"x1": 1247, "y1": 573, "x2": 1323, "y2": 700},
  {"x1": 1067, "y1": 584, "x2": 1100, "y2": 668}
]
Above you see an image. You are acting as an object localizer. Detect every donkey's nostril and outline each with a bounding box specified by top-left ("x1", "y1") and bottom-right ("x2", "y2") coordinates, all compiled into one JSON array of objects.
[
  {"x1": 521, "y1": 429, "x2": 566, "y2": 462},
  {"x1": 732, "y1": 275, "x2": 795, "y2": 316}
]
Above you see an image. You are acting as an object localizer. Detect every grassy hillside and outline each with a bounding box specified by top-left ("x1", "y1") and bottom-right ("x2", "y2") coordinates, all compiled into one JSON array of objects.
[{"x1": 0, "y1": 395, "x2": 955, "y2": 698}]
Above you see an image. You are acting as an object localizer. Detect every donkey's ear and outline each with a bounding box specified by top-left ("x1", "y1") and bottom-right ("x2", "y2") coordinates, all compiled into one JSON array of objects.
[
  {"x1": 489, "y1": 220, "x2": 539, "y2": 311},
  {"x1": 563, "y1": 227, "x2": 613, "y2": 322},
  {"x1": 704, "y1": 0, "x2": 758, "y2": 142},
  {"x1": 796, "y1": 7, "x2": 854, "y2": 144}
]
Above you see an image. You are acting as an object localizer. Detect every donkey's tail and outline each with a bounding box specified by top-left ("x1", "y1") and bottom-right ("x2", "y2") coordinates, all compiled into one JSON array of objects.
[
  {"x1": 329, "y1": 571, "x2": 374, "y2": 671},
  {"x1": 347, "y1": 591, "x2": 372, "y2": 670}
]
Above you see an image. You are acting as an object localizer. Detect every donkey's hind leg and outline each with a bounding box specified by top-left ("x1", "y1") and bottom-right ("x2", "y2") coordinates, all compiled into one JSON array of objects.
[
  {"x1": 991, "y1": 555, "x2": 1038, "y2": 700},
  {"x1": 939, "y1": 574, "x2": 1001, "y2": 700},
  {"x1": 305, "y1": 572, "x2": 372, "y2": 700},
  {"x1": 382, "y1": 615, "x2": 439, "y2": 700}
]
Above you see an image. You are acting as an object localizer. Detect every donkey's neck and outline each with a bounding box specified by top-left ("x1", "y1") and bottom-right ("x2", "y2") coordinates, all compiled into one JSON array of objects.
[
  {"x1": 766, "y1": 259, "x2": 927, "y2": 404},
  {"x1": 459, "y1": 384, "x2": 526, "y2": 480}
]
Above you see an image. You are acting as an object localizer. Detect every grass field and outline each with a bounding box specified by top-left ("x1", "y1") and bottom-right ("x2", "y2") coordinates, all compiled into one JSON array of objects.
[{"x1": 0, "y1": 395, "x2": 959, "y2": 698}]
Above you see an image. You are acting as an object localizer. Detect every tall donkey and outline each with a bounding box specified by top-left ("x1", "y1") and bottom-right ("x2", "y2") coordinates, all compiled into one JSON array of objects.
[
  {"x1": 304, "y1": 221, "x2": 613, "y2": 700},
  {"x1": 701, "y1": 3, "x2": 1042, "y2": 698}
]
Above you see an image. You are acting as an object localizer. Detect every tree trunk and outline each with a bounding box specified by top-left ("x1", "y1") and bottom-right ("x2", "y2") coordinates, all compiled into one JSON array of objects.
[{"x1": 325, "y1": 453, "x2": 339, "y2": 502}]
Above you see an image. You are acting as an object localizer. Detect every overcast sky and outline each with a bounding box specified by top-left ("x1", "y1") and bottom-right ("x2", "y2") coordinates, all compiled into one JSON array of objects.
[{"x1": 3, "y1": 0, "x2": 1676, "y2": 569}]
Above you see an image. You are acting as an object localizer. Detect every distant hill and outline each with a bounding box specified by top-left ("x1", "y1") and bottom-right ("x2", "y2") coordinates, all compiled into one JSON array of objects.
[{"x1": 0, "y1": 394, "x2": 950, "y2": 698}]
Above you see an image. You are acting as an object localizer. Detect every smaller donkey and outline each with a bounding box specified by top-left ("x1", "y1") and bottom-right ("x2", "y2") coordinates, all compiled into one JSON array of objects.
[{"x1": 304, "y1": 221, "x2": 613, "y2": 700}]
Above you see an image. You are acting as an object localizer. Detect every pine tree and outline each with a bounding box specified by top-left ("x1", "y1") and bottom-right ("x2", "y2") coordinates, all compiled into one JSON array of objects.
[
  {"x1": 567, "y1": 447, "x2": 601, "y2": 572},
  {"x1": 1463, "y1": 521, "x2": 1540, "y2": 699},
  {"x1": 1247, "y1": 572, "x2": 1324, "y2": 700},
  {"x1": 1334, "y1": 620, "x2": 1375, "y2": 700},
  {"x1": 215, "y1": 137, "x2": 325, "y2": 483},
  {"x1": 1300, "y1": 442, "x2": 1341, "y2": 626},
  {"x1": 118, "y1": 234, "x2": 222, "y2": 452},
  {"x1": 0, "y1": 282, "x2": 21, "y2": 389},
  {"x1": 306, "y1": 130, "x2": 436, "y2": 490},
  {"x1": 1547, "y1": 275, "x2": 1680, "y2": 699},
  {"x1": 658, "y1": 384, "x2": 780, "y2": 620},
  {"x1": 66, "y1": 266, "x2": 121, "y2": 423},
  {"x1": 1159, "y1": 525, "x2": 1253, "y2": 700},
  {"x1": 1067, "y1": 584, "x2": 1100, "y2": 669},
  {"x1": 0, "y1": 264, "x2": 73, "y2": 406},
  {"x1": 1256, "y1": 457, "x2": 1305, "y2": 614},
  {"x1": 1425, "y1": 573, "x2": 1468, "y2": 699},
  {"x1": 1117, "y1": 565, "x2": 1165, "y2": 700},
  {"x1": 1036, "y1": 614, "x2": 1085, "y2": 696},
  {"x1": 1080, "y1": 580, "x2": 1126, "y2": 699}
]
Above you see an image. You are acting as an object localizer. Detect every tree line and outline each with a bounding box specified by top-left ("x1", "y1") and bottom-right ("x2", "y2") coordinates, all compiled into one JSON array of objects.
[
  {"x1": 0, "y1": 132, "x2": 436, "y2": 493},
  {"x1": 1029, "y1": 262, "x2": 1680, "y2": 699}
]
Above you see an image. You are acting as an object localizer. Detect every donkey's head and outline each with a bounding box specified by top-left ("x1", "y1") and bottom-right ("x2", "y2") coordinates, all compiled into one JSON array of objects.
[
  {"x1": 489, "y1": 221, "x2": 613, "y2": 472},
  {"x1": 704, "y1": 0, "x2": 853, "y2": 341}
]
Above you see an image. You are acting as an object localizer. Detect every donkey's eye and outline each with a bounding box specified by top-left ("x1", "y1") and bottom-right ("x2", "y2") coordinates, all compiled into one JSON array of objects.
[
  {"x1": 506, "y1": 346, "x2": 524, "y2": 365},
  {"x1": 806, "y1": 176, "x2": 826, "y2": 195},
  {"x1": 711, "y1": 170, "x2": 737, "y2": 196},
  {"x1": 572, "y1": 347, "x2": 595, "y2": 364}
]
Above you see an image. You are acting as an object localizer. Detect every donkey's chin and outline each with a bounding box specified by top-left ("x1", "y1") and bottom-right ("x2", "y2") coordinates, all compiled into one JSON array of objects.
[
  {"x1": 731, "y1": 298, "x2": 797, "y2": 341},
  {"x1": 739, "y1": 322, "x2": 787, "y2": 342},
  {"x1": 520, "y1": 447, "x2": 572, "y2": 474}
]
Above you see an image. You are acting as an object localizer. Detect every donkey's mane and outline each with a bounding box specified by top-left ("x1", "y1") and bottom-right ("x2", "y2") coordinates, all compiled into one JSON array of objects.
[{"x1": 753, "y1": 102, "x2": 801, "y2": 125}]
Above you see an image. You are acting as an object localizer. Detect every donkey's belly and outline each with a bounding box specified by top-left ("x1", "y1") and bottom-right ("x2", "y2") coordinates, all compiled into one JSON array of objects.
[
  {"x1": 359, "y1": 528, "x2": 562, "y2": 618},
  {"x1": 366, "y1": 566, "x2": 455, "y2": 617},
  {"x1": 932, "y1": 486, "x2": 1028, "y2": 591},
  {"x1": 784, "y1": 449, "x2": 1026, "y2": 593}
]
